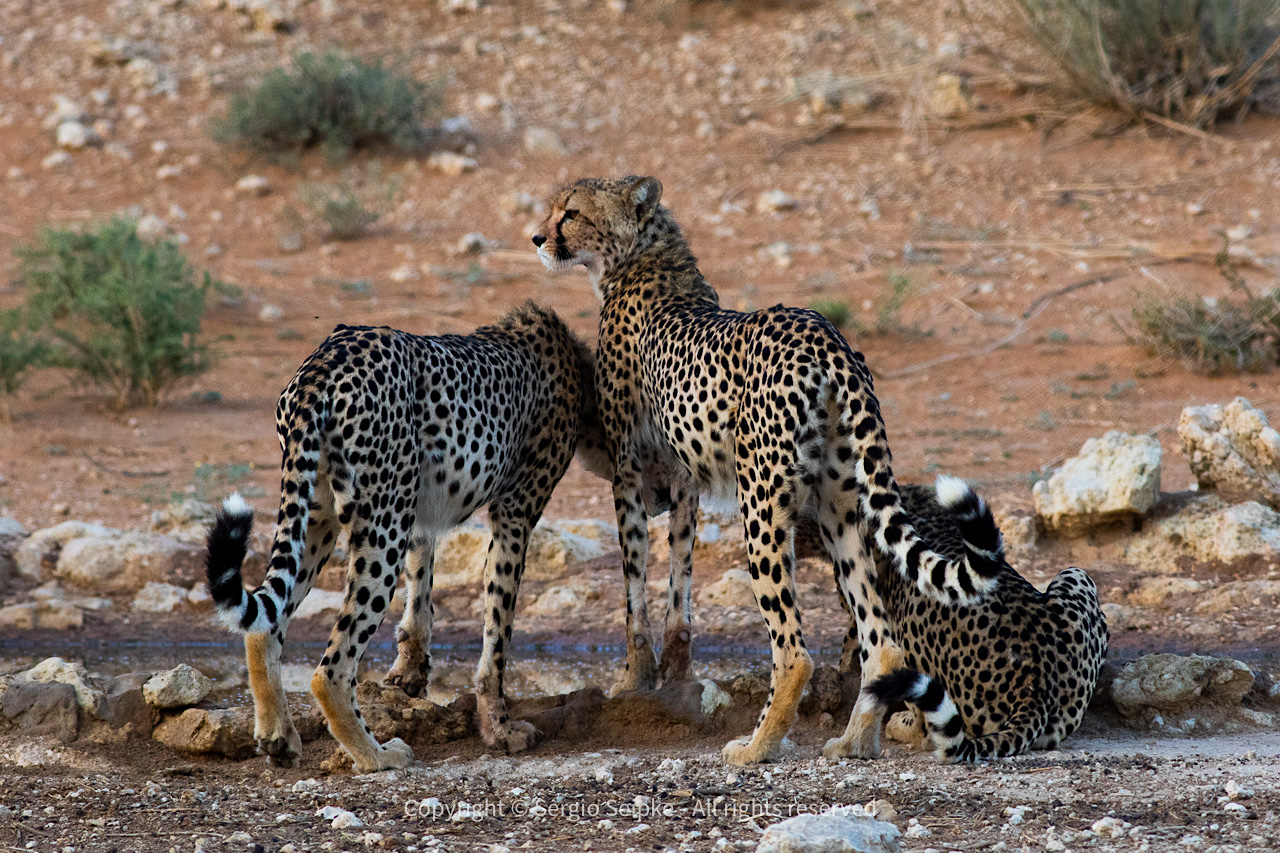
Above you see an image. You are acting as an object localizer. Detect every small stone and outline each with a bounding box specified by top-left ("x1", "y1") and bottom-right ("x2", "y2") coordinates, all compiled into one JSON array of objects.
[
  {"x1": 13, "y1": 658, "x2": 106, "y2": 717},
  {"x1": 126, "y1": 57, "x2": 161, "y2": 90},
  {"x1": 42, "y1": 150, "x2": 73, "y2": 170},
  {"x1": 317, "y1": 805, "x2": 363, "y2": 828},
  {"x1": 454, "y1": 232, "x2": 491, "y2": 255},
  {"x1": 1092, "y1": 816, "x2": 1128, "y2": 838},
  {"x1": 523, "y1": 126, "x2": 568, "y2": 156},
  {"x1": 0, "y1": 600, "x2": 84, "y2": 630},
  {"x1": 225, "y1": 832, "x2": 253, "y2": 844},
  {"x1": 1186, "y1": 202, "x2": 1205, "y2": 215},
  {"x1": 698, "y1": 568, "x2": 754, "y2": 608},
  {"x1": 526, "y1": 585, "x2": 586, "y2": 616},
  {"x1": 1179, "y1": 397, "x2": 1280, "y2": 508},
  {"x1": 136, "y1": 214, "x2": 168, "y2": 242},
  {"x1": 153, "y1": 706, "x2": 256, "y2": 758},
  {"x1": 757, "y1": 806, "x2": 900, "y2": 853},
  {"x1": 427, "y1": 152, "x2": 477, "y2": 176},
  {"x1": 293, "y1": 588, "x2": 345, "y2": 620},
  {"x1": 131, "y1": 581, "x2": 190, "y2": 613},
  {"x1": 762, "y1": 241, "x2": 792, "y2": 268},
  {"x1": 1226, "y1": 225, "x2": 1252, "y2": 242},
  {"x1": 144, "y1": 664, "x2": 213, "y2": 708},
  {"x1": 278, "y1": 233, "x2": 303, "y2": 253},
  {"x1": 756, "y1": 190, "x2": 797, "y2": 214},
  {"x1": 929, "y1": 73, "x2": 972, "y2": 118},
  {"x1": 1111, "y1": 653, "x2": 1255, "y2": 733},
  {"x1": 56, "y1": 120, "x2": 94, "y2": 151},
  {"x1": 1129, "y1": 576, "x2": 1204, "y2": 607},
  {"x1": 156, "y1": 164, "x2": 182, "y2": 180},
  {"x1": 1034, "y1": 431, "x2": 1162, "y2": 536},
  {"x1": 474, "y1": 92, "x2": 499, "y2": 112},
  {"x1": 258, "y1": 304, "x2": 284, "y2": 323},
  {"x1": 235, "y1": 174, "x2": 270, "y2": 196},
  {"x1": 388, "y1": 264, "x2": 419, "y2": 283}
]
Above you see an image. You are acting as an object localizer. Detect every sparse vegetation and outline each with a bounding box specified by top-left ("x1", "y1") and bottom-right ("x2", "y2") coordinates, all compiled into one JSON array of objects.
[
  {"x1": 16, "y1": 218, "x2": 223, "y2": 409},
  {"x1": 999, "y1": 0, "x2": 1280, "y2": 128},
  {"x1": 0, "y1": 308, "x2": 49, "y2": 423},
  {"x1": 299, "y1": 164, "x2": 401, "y2": 240},
  {"x1": 809, "y1": 298, "x2": 851, "y2": 328},
  {"x1": 212, "y1": 50, "x2": 439, "y2": 159},
  {"x1": 869, "y1": 272, "x2": 929, "y2": 337},
  {"x1": 1132, "y1": 289, "x2": 1279, "y2": 375}
]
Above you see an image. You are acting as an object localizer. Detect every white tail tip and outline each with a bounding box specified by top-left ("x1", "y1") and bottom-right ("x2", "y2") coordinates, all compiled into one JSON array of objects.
[
  {"x1": 934, "y1": 474, "x2": 971, "y2": 508},
  {"x1": 223, "y1": 492, "x2": 252, "y2": 516}
]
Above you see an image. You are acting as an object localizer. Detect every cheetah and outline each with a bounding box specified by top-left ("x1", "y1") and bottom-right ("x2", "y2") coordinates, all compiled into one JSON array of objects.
[
  {"x1": 814, "y1": 477, "x2": 1109, "y2": 762},
  {"x1": 533, "y1": 175, "x2": 1003, "y2": 765},
  {"x1": 205, "y1": 304, "x2": 591, "y2": 772}
]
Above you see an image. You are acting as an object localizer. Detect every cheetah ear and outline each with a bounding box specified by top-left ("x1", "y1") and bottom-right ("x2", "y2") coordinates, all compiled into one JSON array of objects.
[{"x1": 628, "y1": 176, "x2": 663, "y2": 217}]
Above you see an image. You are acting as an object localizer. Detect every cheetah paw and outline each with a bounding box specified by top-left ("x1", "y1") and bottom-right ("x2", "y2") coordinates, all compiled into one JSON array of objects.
[
  {"x1": 821, "y1": 734, "x2": 880, "y2": 760},
  {"x1": 258, "y1": 733, "x2": 301, "y2": 768},
  {"x1": 721, "y1": 735, "x2": 778, "y2": 766}
]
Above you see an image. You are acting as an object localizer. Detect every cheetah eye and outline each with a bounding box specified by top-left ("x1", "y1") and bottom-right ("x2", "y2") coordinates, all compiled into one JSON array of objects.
[{"x1": 562, "y1": 209, "x2": 578, "y2": 222}]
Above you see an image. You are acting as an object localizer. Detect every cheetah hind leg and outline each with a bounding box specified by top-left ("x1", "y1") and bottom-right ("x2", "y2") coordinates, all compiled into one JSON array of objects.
[
  {"x1": 474, "y1": 502, "x2": 541, "y2": 754},
  {"x1": 385, "y1": 541, "x2": 435, "y2": 698},
  {"x1": 312, "y1": 513, "x2": 414, "y2": 773},
  {"x1": 657, "y1": 483, "x2": 698, "y2": 685}
]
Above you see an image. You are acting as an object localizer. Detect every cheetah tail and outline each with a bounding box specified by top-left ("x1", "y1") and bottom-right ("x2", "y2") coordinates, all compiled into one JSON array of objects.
[
  {"x1": 206, "y1": 493, "x2": 262, "y2": 633},
  {"x1": 863, "y1": 668, "x2": 966, "y2": 762},
  {"x1": 933, "y1": 475, "x2": 1005, "y2": 568}
]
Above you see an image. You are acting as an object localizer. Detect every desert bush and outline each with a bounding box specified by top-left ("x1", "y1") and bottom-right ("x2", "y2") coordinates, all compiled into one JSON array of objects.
[
  {"x1": 1000, "y1": 0, "x2": 1280, "y2": 127},
  {"x1": 17, "y1": 218, "x2": 221, "y2": 409},
  {"x1": 0, "y1": 308, "x2": 49, "y2": 422},
  {"x1": 1132, "y1": 289, "x2": 1279, "y2": 375},
  {"x1": 809, "y1": 298, "x2": 852, "y2": 329},
  {"x1": 212, "y1": 51, "x2": 439, "y2": 158},
  {"x1": 298, "y1": 165, "x2": 401, "y2": 240}
]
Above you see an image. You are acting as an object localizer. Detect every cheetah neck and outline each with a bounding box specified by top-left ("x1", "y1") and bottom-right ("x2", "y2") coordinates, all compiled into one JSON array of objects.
[{"x1": 598, "y1": 207, "x2": 718, "y2": 305}]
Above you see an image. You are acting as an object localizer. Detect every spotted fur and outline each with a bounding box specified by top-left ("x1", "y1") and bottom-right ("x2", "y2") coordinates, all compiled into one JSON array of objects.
[
  {"x1": 534, "y1": 176, "x2": 1001, "y2": 765},
  {"x1": 821, "y1": 481, "x2": 1109, "y2": 762},
  {"x1": 206, "y1": 304, "x2": 591, "y2": 772}
]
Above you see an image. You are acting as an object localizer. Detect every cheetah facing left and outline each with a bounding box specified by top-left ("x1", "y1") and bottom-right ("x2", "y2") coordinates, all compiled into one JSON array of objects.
[
  {"x1": 205, "y1": 304, "x2": 590, "y2": 772},
  {"x1": 535, "y1": 175, "x2": 1005, "y2": 765}
]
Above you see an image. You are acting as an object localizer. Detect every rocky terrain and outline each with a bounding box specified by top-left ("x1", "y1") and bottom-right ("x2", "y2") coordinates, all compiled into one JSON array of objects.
[{"x1": 3, "y1": 0, "x2": 1280, "y2": 850}]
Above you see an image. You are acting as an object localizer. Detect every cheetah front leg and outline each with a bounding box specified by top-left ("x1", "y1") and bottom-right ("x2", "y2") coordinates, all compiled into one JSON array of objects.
[
  {"x1": 658, "y1": 477, "x2": 698, "y2": 685},
  {"x1": 610, "y1": 454, "x2": 659, "y2": 694},
  {"x1": 474, "y1": 500, "x2": 540, "y2": 753},
  {"x1": 386, "y1": 538, "x2": 435, "y2": 698}
]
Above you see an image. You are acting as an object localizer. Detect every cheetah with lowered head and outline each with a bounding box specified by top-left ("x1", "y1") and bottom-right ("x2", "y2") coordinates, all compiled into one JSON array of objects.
[
  {"x1": 814, "y1": 478, "x2": 1108, "y2": 762},
  {"x1": 534, "y1": 175, "x2": 1004, "y2": 765},
  {"x1": 205, "y1": 304, "x2": 591, "y2": 772}
]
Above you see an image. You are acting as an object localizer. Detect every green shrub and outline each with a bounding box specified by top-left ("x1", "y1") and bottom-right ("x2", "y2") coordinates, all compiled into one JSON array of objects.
[
  {"x1": 1000, "y1": 0, "x2": 1280, "y2": 127},
  {"x1": 212, "y1": 50, "x2": 440, "y2": 158},
  {"x1": 809, "y1": 298, "x2": 851, "y2": 329},
  {"x1": 17, "y1": 218, "x2": 221, "y2": 409},
  {"x1": 0, "y1": 308, "x2": 49, "y2": 422}
]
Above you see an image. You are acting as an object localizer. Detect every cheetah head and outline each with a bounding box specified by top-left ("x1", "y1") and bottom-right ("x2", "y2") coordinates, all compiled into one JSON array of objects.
[{"x1": 532, "y1": 175, "x2": 663, "y2": 285}]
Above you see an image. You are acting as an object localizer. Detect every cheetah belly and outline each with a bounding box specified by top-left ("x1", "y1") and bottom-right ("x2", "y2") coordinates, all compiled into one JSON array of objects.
[{"x1": 413, "y1": 424, "x2": 516, "y2": 535}]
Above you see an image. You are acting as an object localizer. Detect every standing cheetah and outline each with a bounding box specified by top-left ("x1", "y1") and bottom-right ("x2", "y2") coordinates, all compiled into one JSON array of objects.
[
  {"x1": 205, "y1": 304, "x2": 591, "y2": 772},
  {"x1": 533, "y1": 176, "x2": 1002, "y2": 765},
  {"x1": 815, "y1": 478, "x2": 1109, "y2": 761}
]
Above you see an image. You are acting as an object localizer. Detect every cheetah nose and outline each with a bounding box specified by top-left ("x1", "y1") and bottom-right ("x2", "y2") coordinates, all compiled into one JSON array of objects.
[{"x1": 531, "y1": 234, "x2": 547, "y2": 248}]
